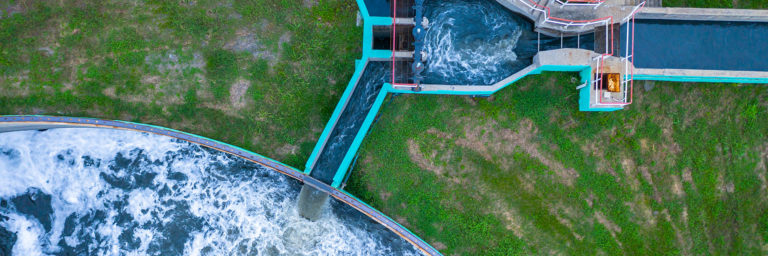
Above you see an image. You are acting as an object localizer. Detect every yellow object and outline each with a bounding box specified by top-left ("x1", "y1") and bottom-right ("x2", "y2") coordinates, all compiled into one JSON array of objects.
[{"x1": 606, "y1": 73, "x2": 620, "y2": 92}]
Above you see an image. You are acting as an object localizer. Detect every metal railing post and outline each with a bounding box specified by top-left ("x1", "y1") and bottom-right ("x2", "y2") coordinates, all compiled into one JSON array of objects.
[{"x1": 537, "y1": 31, "x2": 541, "y2": 52}]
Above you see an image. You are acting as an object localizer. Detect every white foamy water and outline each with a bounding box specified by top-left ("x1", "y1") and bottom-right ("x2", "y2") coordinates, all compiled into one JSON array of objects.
[
  {"x1": 0, "y1": 128, "x2": 420, "y2": 255},
  {"x1": 422, "y1": 0, "x2": 527, "y2": 85}
]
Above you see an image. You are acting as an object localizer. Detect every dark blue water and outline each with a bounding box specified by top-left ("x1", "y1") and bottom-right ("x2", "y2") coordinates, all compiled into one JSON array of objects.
[
  {"x1": 622, "y1": 19, "x2": 768, "y2": 71},
  {"x1": 363, "y1": 0, "x2": 391, "y2": 17},
  {"x1": 0, "y1": 129, "x2": 420, "y2": 255},
  {"x1": 310, "y1": 62, "x2": 389, "y2": 184},
  {"x1": 422, "y1": 0, "x2": 594, "y2": 85}
]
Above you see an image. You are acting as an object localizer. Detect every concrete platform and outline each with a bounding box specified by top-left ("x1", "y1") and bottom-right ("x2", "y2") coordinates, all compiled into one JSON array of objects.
[
  {"x1": 419, "y1": 48, "x2": 598, "y2": 92},
  {"x1": 496, "y1": 0, "x2": 637, "y2": 37}
]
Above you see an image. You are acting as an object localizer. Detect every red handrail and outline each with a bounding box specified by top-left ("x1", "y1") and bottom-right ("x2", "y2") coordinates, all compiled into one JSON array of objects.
[
  {"x1": 596, "y1": 1, "x2": 645, "y2": 106},
  {"x1": 391, "y1": 0, "x2": 418, "y2": 87}
]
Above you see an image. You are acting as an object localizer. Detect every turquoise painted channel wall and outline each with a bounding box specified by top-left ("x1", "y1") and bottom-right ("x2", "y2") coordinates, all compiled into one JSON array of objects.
[
  {"x1": 303, "y1": 0, "x2": 391, "y2": 175},
  {"x1": 312, "y1": 0, "x2": 768, "y2": 188}
]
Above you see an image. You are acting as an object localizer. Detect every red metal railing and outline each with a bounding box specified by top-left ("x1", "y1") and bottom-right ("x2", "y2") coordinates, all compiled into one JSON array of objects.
[
  {"x1": 520, "y1": 0, "x2": 613, "y2": 28},
  {"x1": 596, "y1": 1, "x2": 645, "y2": 106},
  {"x1": 391, "y1": 0, "x2": 418, "y2": 88}
]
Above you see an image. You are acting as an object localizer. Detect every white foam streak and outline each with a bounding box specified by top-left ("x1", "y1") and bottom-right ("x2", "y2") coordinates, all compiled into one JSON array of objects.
[
  {"x1": 1, "y1": 213, "x2": 49, "y2": 256},
  {"x1": 0, "y1": 128, "x2": 421, "y2": 255},
  {"x1": 423, "y1": 0, "x2": 524, "y2": 85}
]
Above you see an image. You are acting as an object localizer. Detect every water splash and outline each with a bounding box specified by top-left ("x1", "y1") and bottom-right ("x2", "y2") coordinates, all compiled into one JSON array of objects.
[
  {"x1": 421, "y1": 0, "x2": 595, "y2": 85},
  {"x1": 422, "y1": 0, "x2": 527, "y2": 85},
  {"x1": 0, "y1": 128, "x2": 420, "y2": 255}
]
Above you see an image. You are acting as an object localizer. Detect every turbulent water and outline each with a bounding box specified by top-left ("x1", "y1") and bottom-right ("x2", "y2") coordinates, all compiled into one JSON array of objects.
[
  {"x1": 310, "y1": 61, "x2": 390, "y2": 184},
  {"x1": 422, "y1": 0, "x2": 594, "y2": 85},
  {"x1": 423, "y1": 0, "x2": 527, "y2": 85},
  {"x1": 0, "y1": 128, "x2": 420, "y2": 255}
]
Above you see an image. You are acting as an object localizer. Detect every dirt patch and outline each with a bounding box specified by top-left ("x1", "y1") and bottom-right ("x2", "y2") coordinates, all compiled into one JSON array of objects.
[
  {"x1": 756, "y1": 144, "x2": 768, "y2": 194},
  {"x1": 499, "y1": 208, "x2": 525, "y2": 238},
  {"x1": 274, "y1": 143, "x2": 299, "y2": 158},
  {"x1": 395, "y1": 216, "x2": 411, "y2": 228},
  {"x1": 141, "y1": 75, "x2": 162, "y2": 85},
  {"x1": 594, "y1": 210, "x2": 623, "y2": 249},
  {"x1": 639, "y1": 166, "x2": 654, "y2": 186},
  {"x1": 625, "y1": 195, "x2": 655, "y2": 227},
  {"x1": 671, "y1": 174, "x2": 685, "y2": 197},
  {"x1": 551, "y1": 203, "x2": 585, "y2": 241},
  {"x1": 379, "y1": 191, "x2": 392, "y2": 201},
  {"x1": 229, "y1": 78, "x2": 251, "y2": 109},
  {"x1": 461, "y1": 96, "x2": 478, "y2": 106},
  {"x1": 455, "y1": 118, "x2": 579, "y2": 186},
  {"x1": 426, "y1": 127, "x2": 452, "y2": 139},
  {"x1": 431, "y1": 242, "x2": 447, "y2": 251},
  {"x1": 1, "y1": 1, "x2": 26, "y2": 17},
  {"x1": 621, "y1": 158, "x2": 641, "y2": 191},
  {"x1": 406, "y1": 139, "x2": 446, "y2": 176},
  {"x1": 716, "y1": 173, "x2": 735, "y2": 194},
  {"x1": 639, "y1": 138, "x2": 649, "y2": 151},
  {"x1": 102, "y1": 87, "x2": 117, "y2": 98},
  {"x1": 146, "y1": 51, "x2": 206, "y2": 73},
  {"x1": 682, "y1": 168, "x2": 693, "y2": 183},
  {"x1": 278, "y1": 32, "x2": 292, "y2": 50},
  {"x1": 226, "y1": 29, "x2": 277, "y2": 63},
  {"x1": 595, "y1": 211, "x2": 621, "y2": 233},
  {"x1": 489, "y1": 199, "x2": 525, "y2": 238},
  {"x1": 0, "y1": 71, "x2": 30, "y2": 97}
]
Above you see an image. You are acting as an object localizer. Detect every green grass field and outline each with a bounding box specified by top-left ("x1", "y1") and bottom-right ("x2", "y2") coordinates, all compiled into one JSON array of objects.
[
  {"x1": 346, "y1": 74, "x2": 768, "y2": 255},
  {"x1": 340, "y1": 2, "x2": 768, "y2": 254},
  {"x1": 2, "y1": 0, "x2": 768, "y2": 255},
  {"x1": 0, "y1": 0, "x2": 361, "y2": 168}
]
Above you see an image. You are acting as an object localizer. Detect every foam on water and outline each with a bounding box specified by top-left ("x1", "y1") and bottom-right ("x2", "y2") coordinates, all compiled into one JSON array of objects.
[
  {"x1": 421, "y1": 0, "x2": 596, "y2": 85},
  {"x1": 422, "y1": 0, "x2": 527, "y2": 85},
  {"x1": 0, "y1": 128, "x2": 420, "y2": 255},
  {"x1": 1, "y1": 213, "x2": 47, "y2": 256}
]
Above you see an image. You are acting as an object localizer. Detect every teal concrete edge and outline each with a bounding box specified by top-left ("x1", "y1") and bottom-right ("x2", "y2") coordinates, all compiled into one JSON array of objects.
[
  {"x1": 340, "y1": 189, "x2": 441, "y2": 254},
  {"x1": 331, "y1": 84, "x2": 389, "y2": 187},
  {"x1": 388, "y1": 64, "x2": 622, "y2": 111},
  {"x1": 304, "y1": 0, "x2": 392, "y2": 175},
  {"x1": 329, "y1": 64, "x2": 625, "y2": 186}
]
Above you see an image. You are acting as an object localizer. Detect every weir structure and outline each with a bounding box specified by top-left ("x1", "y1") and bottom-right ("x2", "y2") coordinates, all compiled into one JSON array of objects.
[
  {"x1": 3, "y1": 1, "x2": 767, "y2": 255},
  {"x1": 298, "y1": 0, "x2": 768, "y2": 246},
  {"x1": 303, "y1": 0, "x2": 768, "y2": 193}
]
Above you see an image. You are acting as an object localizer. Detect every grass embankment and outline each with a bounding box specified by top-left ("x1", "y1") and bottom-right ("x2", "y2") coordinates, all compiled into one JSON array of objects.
[
  {"x1": 347, "y1": 73, "x2": 768, "y2": 255},
  {"x1": 347, "y1": 2, "x2": 768, "y2": 255},
  {"x1": 0, "y1": 0, "x2": 361, "y2": 167}
]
